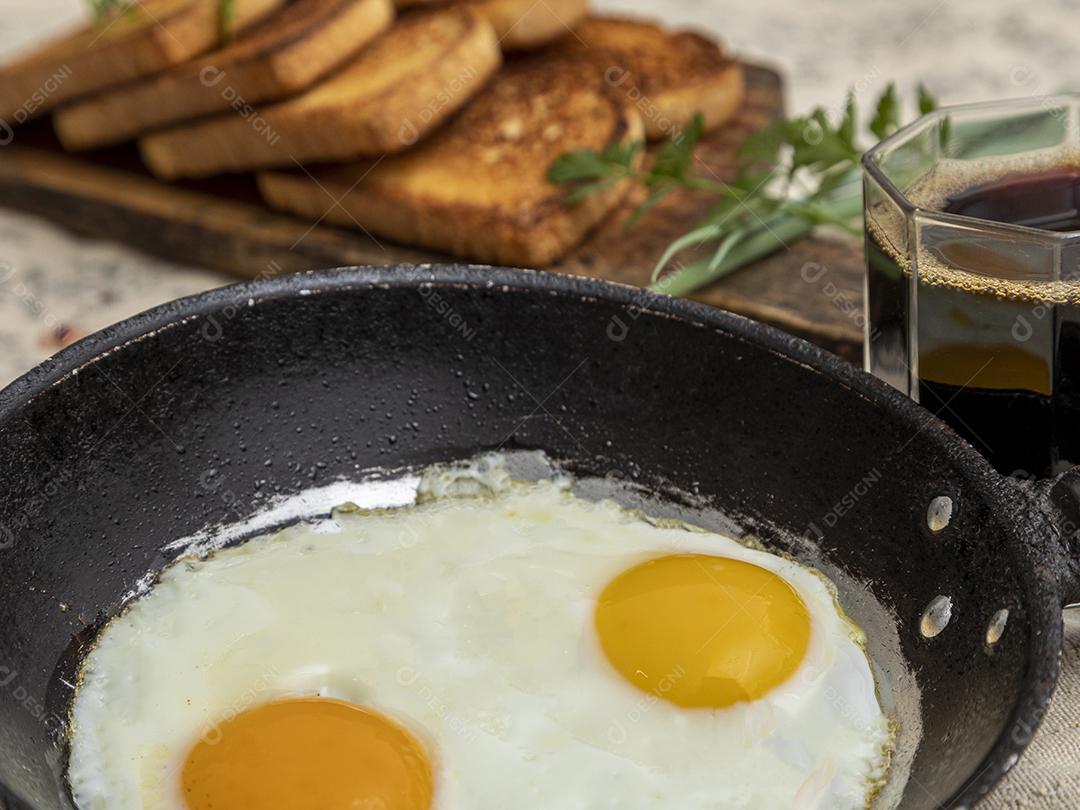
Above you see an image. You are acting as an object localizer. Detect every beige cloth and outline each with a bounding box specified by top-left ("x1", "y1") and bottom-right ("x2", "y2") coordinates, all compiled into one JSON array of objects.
[{"x1": 983, "y1": 609, "x2": 1080, "y2": 808}]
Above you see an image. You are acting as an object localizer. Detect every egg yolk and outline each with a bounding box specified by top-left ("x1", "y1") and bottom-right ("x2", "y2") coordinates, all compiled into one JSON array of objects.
[
  {"x1": 595, "y1": 553, "x2": 811, "y2": 708},
  {"x1": 181, "y1": 697, "x2": 433, "y2": 810}
]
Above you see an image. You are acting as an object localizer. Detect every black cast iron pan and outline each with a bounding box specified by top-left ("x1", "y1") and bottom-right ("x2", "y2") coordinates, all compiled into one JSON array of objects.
[{"x1": 0, "y1": 265, "x2": 1076, "y2": 809}]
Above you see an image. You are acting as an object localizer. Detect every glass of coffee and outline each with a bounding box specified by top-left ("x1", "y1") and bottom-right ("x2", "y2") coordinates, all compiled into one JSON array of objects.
[{"x1": 863, "y1": 96, "x2": 1080, "y2": 478}]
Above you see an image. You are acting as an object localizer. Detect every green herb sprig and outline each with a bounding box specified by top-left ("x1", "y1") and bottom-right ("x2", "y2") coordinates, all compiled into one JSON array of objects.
[
  {"x1": 88, "y1": 0, "x2": 236, "y2": 45},
  {"x1": 88, "y1": 0, "x2": 136, "y2": 20},
  {"x1": 217, "y1": 0, "x2": 236, "y2": 43},
  {"x1": 549, "y1": 83, "x2": 939, "y2": 297}
]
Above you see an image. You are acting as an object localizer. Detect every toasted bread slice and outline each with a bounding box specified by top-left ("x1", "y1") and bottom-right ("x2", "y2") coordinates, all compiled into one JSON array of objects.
[
  {"x1": 257, "y1": 58, "x2": 643, "y2": 267},
  {"x1": 55, "y1": 0, "x2": 394, "y2": 151},
  {"x1": 468, "y1": 0, "x2": 587, "y2": 49},
  {"x1": 547, "y1": 16, "x2": 744, "y2": 140},
  {"x1": 0, "y1": 0, "x2": 283, "y2": 122},
  {"x1": 140, "y1": 6, "x2": 500, "y2": 179},
  {"x1": 394, "y1": 0, "x2": 586, "y2": 50}
]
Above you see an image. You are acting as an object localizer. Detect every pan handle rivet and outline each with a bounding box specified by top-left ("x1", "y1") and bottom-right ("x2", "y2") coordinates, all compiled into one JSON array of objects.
[
  {"x1": 920, "y1": 595, "x2": 953, "y2": 638},
  {"x1": 986, "y1": 608, "x2": 1009, "y2": 646},
  {"x1": 926, "y1": 495, "x2": 953, "y2": 533}
]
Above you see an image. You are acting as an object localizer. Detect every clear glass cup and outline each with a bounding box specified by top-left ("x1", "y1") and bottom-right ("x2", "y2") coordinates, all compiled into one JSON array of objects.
[{"x1": 862, "y1": 95, "x2": 1080, "y2": 478}]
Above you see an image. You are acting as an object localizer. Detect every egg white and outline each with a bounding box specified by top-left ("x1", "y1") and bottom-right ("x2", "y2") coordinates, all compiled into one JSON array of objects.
[{"x1": 68, "y1": 462, "x2": 894, "y2": 810}]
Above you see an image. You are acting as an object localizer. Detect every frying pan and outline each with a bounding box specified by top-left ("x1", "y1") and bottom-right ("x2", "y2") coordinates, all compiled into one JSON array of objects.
[{"x1": 0, "y1": 265, "x2": 1075, "y2": 810}]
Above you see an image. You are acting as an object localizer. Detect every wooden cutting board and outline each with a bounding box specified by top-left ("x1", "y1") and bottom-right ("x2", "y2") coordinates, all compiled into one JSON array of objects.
[{"x1": 0, "y1": 62, "x2": 865, "y2": 361}]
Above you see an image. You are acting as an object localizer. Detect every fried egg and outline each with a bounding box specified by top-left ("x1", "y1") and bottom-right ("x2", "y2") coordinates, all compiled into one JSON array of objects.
[{"x1": 67, "y1": 457, "x2": 895, "y2": 810}]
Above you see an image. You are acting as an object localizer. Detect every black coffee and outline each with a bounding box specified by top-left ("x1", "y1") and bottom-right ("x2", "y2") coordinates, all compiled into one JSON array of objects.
[
  {"x1": 866, "y1": 165, "x2": 1080, "y2": 477},
  {"x1": 943, "y1": 168, "x2": 1080, "y2": 232}
]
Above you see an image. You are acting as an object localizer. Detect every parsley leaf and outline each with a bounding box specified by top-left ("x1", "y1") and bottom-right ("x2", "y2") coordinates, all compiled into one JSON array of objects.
[
  {"x1": 88, "y1": 0, "x2": 235, "y2": 45},
  {"x1": 548, "y1": 142, "x2": 640, "y2": 185},
  {"x1": 869, "y1": 82, "x2": 899, "y2": 139},
  {"x1": 649, "y1": 113, "x2": 705, "y2": 184},
  {"x1": 917, "y1": 83, "x2": 939, "y2": 115},
  {"x1": 549, "y1": 84, "x2": 937, "y2": 296},
  {"x1": 88, "y1": 0, "x2": 134, "y2": 20}
]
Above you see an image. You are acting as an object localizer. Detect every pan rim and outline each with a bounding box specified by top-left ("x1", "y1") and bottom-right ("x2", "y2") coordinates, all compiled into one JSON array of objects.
[
  {"x1": 0, "y1": 263, "x2": 1015, "y2": 448},
  {"x1": 0, "y1": 263, "x2": 1064, "y2": 809}
]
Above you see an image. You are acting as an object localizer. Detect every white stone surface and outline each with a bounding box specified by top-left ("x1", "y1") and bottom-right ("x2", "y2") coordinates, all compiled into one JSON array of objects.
[{"x1": 0, "y1": 2, "x2": 1078, "y2": 808}]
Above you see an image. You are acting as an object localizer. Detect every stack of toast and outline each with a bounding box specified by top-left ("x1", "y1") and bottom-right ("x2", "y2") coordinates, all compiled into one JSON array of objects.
[{"x1": 0, "y1": 0, "x2": 745, "y2": 268}]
